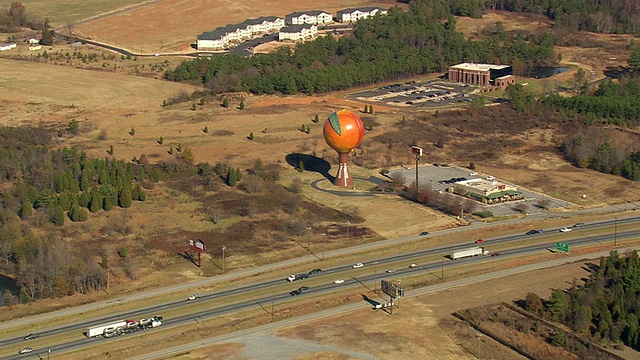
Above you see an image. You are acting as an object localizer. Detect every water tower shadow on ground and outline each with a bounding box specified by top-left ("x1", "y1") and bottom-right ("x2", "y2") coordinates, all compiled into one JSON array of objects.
[{"x1": 285, "y1": 153, "x2": 334, "y2": 183}]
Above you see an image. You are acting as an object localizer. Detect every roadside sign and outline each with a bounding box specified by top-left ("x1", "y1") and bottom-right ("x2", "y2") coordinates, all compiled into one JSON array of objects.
[{"x1": 556, "y1": 242, "x2": 569, "y2": 253}]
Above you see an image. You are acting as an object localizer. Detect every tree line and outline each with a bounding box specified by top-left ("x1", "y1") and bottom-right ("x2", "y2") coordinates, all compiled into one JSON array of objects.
[
  {"x1": 165, "y1": 0, "x2": 555, "y2": 95},
  {"x1": 524, "y1": 251, "x2": 640, "y2": 349}
]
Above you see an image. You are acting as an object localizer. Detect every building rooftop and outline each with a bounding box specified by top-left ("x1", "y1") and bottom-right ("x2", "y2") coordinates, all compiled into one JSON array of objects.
[
  {"x1": 456, "y1": 178, "x2": 515, "y2": 193},
  {"x1": 449, "y1": 63, "x2": 511, "y2": 71},
  {"x1": 280, "y1": 24, "x2": 315, "y2": 33},
  {"x1": 337, "y1": 7, "x2": 386, "y2": 15}
]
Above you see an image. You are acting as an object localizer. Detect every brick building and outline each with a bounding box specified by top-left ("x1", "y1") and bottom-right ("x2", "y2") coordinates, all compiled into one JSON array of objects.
[{"x1": 448, "y1": 63, "x2": 514, "y2": 88}]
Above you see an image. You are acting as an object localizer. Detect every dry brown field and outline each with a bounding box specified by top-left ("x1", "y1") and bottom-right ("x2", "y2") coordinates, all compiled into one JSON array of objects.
[{"x1": 2, "y1": 4, "x2": 640, "y2": 359}]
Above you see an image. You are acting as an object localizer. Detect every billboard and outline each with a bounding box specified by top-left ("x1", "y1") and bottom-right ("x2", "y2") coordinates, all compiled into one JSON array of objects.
[
  {"x1": 381, "y1": 280, "x2": 404, "y2": 299},
  {"x1": 189, "y1": 239, "x2": 206, "y2": 252},
  {"x1": 411, "y1": 146, "x2": 422, "y2": 157}
]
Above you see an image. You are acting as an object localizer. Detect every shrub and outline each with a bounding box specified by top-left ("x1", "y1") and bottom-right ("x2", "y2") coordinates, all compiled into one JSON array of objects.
[
  {"x1": 473, "y1": 211, "x2": 493, "y2": 218},
  {"x1": 222, "y1": 98, "x2": 229, "y2": 108},
  {"x1": 248, "y1": 132, "x2": 254, "y2": 140},
  {"x1": 239, "y1": 100, "x2": 245, "y2": 110},
  {"x1": 203, "y1": 126, "x2": 208, "y2": 133},
  {"x1": 313, "y1": 114, "x2": 319, "y2": 123},
  {"x1": 129, "y1": 127, "x2": 135, "y2": 136},
  {"x1": 157, "y1": 136, "x2": 164, "y2": 145}
]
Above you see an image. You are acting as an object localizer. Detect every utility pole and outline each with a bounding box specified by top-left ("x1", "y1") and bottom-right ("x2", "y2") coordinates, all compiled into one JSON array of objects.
[
  {"x1": 222, "y1": 245, "x2": 227, "y2": 271},
  {"x1": 107, "y1": 268, "x2": 110, "y2": 292}
]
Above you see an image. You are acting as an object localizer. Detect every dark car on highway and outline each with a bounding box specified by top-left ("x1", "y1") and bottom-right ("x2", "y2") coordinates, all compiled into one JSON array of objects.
[
  {"x1": 308, "y1": 269, "x2": 322, "y2": 276},
  {"x1": 289, "y1": 290, "x2": 302, "y2": 296},
  {"x1": 24, "y1": 334, "x2": 39, "y2": 341},
  {"x1": 526, "y1": 229, "x2": 543, "y2": 235},
  {"x1": 298, "y1": 286, "x2": 310, "y2": 293}
]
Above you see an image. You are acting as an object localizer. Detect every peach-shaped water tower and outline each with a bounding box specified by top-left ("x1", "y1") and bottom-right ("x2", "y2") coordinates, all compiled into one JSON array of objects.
[{"x1": 323, "y1": 110, "x2": 365, "y2": 187}]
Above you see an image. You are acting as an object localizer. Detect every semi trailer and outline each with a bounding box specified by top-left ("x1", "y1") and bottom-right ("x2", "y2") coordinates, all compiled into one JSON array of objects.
[
  {"x1": 86, "y1": 316, "x2": 162, "y2": 338},
  {"x1": 451, "y1": 247, "x2": 489, "y2": 260}
]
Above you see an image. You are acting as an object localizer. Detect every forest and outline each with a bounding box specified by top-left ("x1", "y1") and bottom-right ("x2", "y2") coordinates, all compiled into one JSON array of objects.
[{"x1": 524, "y1": 251, "x2": 640, "y2": 350}]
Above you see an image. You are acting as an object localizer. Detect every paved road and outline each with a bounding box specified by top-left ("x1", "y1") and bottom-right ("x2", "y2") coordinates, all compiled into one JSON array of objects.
[{"x1": 129, "y1": 244, "x2": 640, "y2": 360}]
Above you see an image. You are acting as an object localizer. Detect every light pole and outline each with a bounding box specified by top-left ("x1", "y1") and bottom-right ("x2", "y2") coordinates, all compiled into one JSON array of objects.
[
  {"x1": 346, "y1": 221, "x2": 350, "y2": 240},
  {"x1": 411, "y1": 146, "x2": 422, "y2": 192},
  {"x1": 614, "y1": 218, "x2": 617, "y2": 248},
  {"x1": 107, "y1": 268, "x2": 110, "y2": 292},
  {"x1": 222, "y1": 245, "x2": 227, "y2": 271},
  {"x1": 476, "y1": 334, "x2": 482, "y2": 359}
]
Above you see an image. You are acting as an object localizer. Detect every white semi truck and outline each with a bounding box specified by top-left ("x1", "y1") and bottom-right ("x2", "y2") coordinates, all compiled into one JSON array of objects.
[
  {"x1": 451, "y1": 247, "x2": 489, "y2": 260},
  {"x1": 86, "y1": 316, "x2": 162, "y2": 338}
]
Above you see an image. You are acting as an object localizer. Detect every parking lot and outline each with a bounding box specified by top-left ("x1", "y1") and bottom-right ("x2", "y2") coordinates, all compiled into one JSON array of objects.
[
  {"x1": 347, "y1": 80, "x2": 483, "y2": 108},
  {"x1": 387, "y1": 164, "x2": 568, "y2": 217}
]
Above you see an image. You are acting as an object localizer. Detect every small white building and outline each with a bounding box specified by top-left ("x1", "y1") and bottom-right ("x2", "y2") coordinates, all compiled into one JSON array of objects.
[
  {"x1": 285, "y1": 10, "x2": 333, "y2": 25},
  {"x1": 0, "y1": 43, "x2": 17, "y2": 51},
  {"x1": 279, "y1": 24, "x2": 318, "y2": 42},
  {"x1": 337, "y1": 7, "x2": 387, "y2": 23}
]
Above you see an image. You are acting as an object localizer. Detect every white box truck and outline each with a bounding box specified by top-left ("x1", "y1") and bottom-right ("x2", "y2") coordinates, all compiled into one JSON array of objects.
[{"x1": 451, "y1": 247, "x2": 489, "y2": 260}]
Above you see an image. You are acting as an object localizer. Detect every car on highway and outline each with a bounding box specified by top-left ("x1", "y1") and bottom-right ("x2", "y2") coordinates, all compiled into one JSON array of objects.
[
  {"x1": 573, "y1": 222, "x2": 585, "y2": 228},
  {"x1": 491, "y1": 252, "x2": 501, "y2": 256},
  {"x1": 352, "y1": 263, "x2": 364, "y2": 269},
  {"x1": 386, "y1": 269, "x2": 395, "y2": 273},
  {"x1": 334, "y1": 279, "x2": 345, "y2": 284},
  {"x1": 419, "y1": 231, "x2": 429, "y2": 236},
  {"x1": 526, "y1": 229, "x2": 543, "y2": 235},
  {"x1": 298, "y1": 286, "x2": 310, "y2": 293},
  {"x1": 19, "y1": 347, "x2": 33, "y2": 354},
  {"x1": 308, "y1": 268, "x2": 322, "y2": 276},
  {"x1": 409, "y1": 263, "x2": 418, "y2": 268},
  {"x1": 289, "y1": 290, "x2": 302, "y2": 296},
  {"x1": 559, "y1": 227, "x2": 572, "y2": 232},
  {"x1": 475, "y1": 239, "x2": 485, "y2": 244},
  {"x1": 187, "y1": 294, "x2": 200, "y2": 301},
  {"x1": 287, "y1": 274, "x2": 297, "y2": 282},
  {"x1": 24, "y1": 333, "x2": 39, "y2": 341}
]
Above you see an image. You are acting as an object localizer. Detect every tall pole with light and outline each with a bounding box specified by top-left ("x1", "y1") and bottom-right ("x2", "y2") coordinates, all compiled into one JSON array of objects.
[
  {"x1": 614, "y1": 218, "x2": 618, "y2": 248},
  {"x1": 222, "y1": 245, "x2": 227, "y2": 272},
  {"x1": 411, "y1": 146, "x2": 422, "y2": 192}
]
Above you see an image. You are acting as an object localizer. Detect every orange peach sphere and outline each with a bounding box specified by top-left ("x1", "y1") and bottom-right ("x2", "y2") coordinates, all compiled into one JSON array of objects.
[{"x1": 323, "y1": 110, "x2": 365, "y2": 153}]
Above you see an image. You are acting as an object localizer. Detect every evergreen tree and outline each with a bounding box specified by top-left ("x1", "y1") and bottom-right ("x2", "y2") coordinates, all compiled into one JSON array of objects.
[
  {"x1": 50, "y1": 205, "x2": 65, "y2": 226},
  {"x1": 19, "y1": 288, "x2": 30, "y2": 304},
  {"x1": 99, "y1": 170, "x2": 109, "y2": 185},
  {"x1": 222, "y1": 98, "x2": 229, "y2": 108},
  {"x1": 119, "y1": 186, "x2": 132, "y2": 208},
  {"x1": 239, "y1": 100, "x2": 245, "y2": 110},
  {"x1": 313, "y1": 114, "x2": 319, "y2": 123},
  {"x1": 89, "y1": 191, "x2": 102, "y2": 213},
  {"x1": 235, "y1": 168, "x2": 242, "y2": 181},
  {"x1": 364, "y1": 104, "x2": 369, "y2": 113},
  {"x1": 629, "y1": 47, "x2": 640, "y2": 72},
  {"x1": 299, "y1": 161, "x2": 305, "y2": 172},
  {"x1": 162, "y1": 99, "x2": 167, "y2": 107},
  {"x1": 369, "y1": 105, "x2": 374, "y2": 114},
  {"x1": 227, "y1": 169, "x2": 237, "y2": 186},
  {"x1": 78, "y1": 191, "x2": 90, "y2": 207},
  {"x1": 103, "y1": 191, "x2": 114, "y2": 211},
  {"x1": 129, "y1": 127, "x2": 135, "y2": 136},
  {"x1": 80, "y1": 171, "x2": 90, "y2": 191},
  {"x1": 248, "y1": 132, "x2": 254, "y2": 140}
]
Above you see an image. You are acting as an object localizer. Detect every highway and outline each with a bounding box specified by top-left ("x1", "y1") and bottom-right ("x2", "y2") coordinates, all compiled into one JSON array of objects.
[{"x1": 1, "y1": 216, "x2": 638, "y2": 359}]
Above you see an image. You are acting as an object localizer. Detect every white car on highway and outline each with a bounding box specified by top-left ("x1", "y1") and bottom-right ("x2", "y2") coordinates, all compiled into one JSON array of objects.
[
  {"x1": 559, "y1": 227, "x2": 572, "y2": 232},
  {"x1": 334, "y1": 279, "x2": 345, "y2": 284},
  {"x1": 187, "y1": 294, "x2": 200, "y2": 301},
  {"x1": 352, "y1": 263, "x2": 364, "y2": 269}
]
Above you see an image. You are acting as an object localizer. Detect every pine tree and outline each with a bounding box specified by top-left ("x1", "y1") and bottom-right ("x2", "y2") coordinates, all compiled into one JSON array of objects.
[
  {"x1": 89, "y1": 191, "x2": 102, "y2": 213},
  {"x1": 248, "y1": 132, "x2": 254, "y2": 140},
  {"x1": 191, "y1": 103, "x2": 196, "y2": 111},
  {"x1": 369, "y1": 105, "x2": 374, "y2": 114},
  {"x1": 41, "y1": 18, "x2": 54, "y2": 46},
  {"x1": 299, "y1": 161, "x2": 305, "y2": 172},
  {"x1": 222, "y1": 98, "x2": 229, "y2": 108},
  {"x1": 239, "y1": 100, "x2": 245, "y2": 110},
  {"x1": 203, "y1": 126, "x2": 208, "y2": 133},
  {"x1": 364, "y1": 104, "x2": 368, "y2": 113},
  {"x1": 162, "y1": 99, "x2": 167, "y2": 107},
  {"x1": 235, "y1": 168, "x2": 242, "y2": 181},
  {"x1": 313, "y1": 114, "x2": 319, "y2": 123},
  {"x1": 227, "y1": 169, "x2": 237, "y2": 186},
  {"x1": 50, "y1": 205, "x2": 65, "y2": 226},
  {"x1": 69, "y1": 202, "x2": 80, "y2": 221},
  {"x1": 119, "y1": 186, "x2": 132, "y2": 208},
  {"x1": 99, "y1": 170, "x2": 109, "y2": 185},
  {"x1": 78, "y1": 191, "x2": 90, "y2": 207},
  {"x1": 129, "y1": 127, "x2": 135, "y2": 136},
  {"x1": 157, "y1": 136, "x2": 164, "y2": 145},
  {"x1": 103, "y1": 192, "x2": 114, "y2": 211}
]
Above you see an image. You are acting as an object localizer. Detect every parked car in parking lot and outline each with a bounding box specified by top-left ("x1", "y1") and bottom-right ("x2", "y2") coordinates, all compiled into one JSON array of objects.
[{"x1": 469, "y1": 172, "x2": 478, "y2": 176}]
